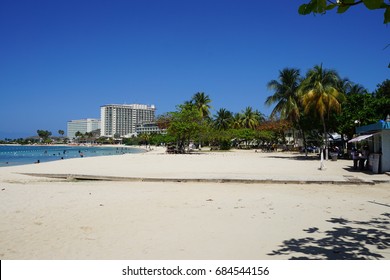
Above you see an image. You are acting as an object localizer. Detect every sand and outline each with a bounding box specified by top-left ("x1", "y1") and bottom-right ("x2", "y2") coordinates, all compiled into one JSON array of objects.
[{"x1": 0, "y1": 147, "x2": 389, "y2": 259}]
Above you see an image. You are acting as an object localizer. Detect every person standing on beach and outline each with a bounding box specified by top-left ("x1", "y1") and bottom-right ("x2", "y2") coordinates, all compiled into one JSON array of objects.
[{"x1": 351, "y1": 148, "x2": 359, "y2": 170}]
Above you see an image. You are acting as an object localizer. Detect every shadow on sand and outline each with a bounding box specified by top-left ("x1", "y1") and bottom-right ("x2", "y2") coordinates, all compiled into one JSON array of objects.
[
  {"x1": 268, "y1": 213, "x2": 390, "y2": 259},
  {"x1": 267, "y1": 154, "x2": 320, "y2": 161},
  {"x1": 342, "y1": 167, "x2": 379, "y2": 176}
]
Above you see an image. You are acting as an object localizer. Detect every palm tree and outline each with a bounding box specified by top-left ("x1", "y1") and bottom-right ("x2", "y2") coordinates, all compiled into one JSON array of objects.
[
  {"x1": 300, "y1": 64, "x2": 345, "y2": 161},
  {"x1": 241, "y1": 106, "x2": 260, "y2": 129},
  {"x1": 254, "y1": 109, "x2": 266, "y2": 123},
  {"x1": 266, "y1": 68, "x2": 309, "y2": 153},
  {"x1": 75, "y1": 131, "x2": 82, "y2": 140},
  {"x1": 336, "y1": 78, "x2": 351, "y2": 95},
  {"x1": 231, "y1": 113, "x2": 243, "y2": 129},
  {"x1": 191, "y1": 92, "x2": 211, "y2": 120},
  {"x1": 214, "y1": 108, "x2": 233, "y2": 130},
  {"x1": 139, "y1": 133, "x2": 151, "y2": 148},
  {"x1": 266, "y1": 68, "x2": 301, "y2": 122},
  {"x1": 190, "y1": 92, "x2": 212, "y2": 148},
  {"x1": 348, "y1": 83, "x2": 368, "y2": 95}
]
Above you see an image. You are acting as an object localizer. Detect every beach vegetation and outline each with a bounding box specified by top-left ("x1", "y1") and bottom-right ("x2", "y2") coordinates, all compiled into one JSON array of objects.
[
  {"x1": 266, "y1": 68, "x2": 302, "y2": 123},
  {"x1": 167, "y1": 104, "x2": 204, "y2": 152},
  {"x1": 191, "y1": 92, "x2": 212, "y2": 120},
  {"x1": 266, "y1": 65, "x2": 349, "y2": 156},
  {"x1": 207, "y1": 128, "x2": 232, "y2": 150},
  {"x1": 190, "y1": 92, "x2": 212, "y2": 148},
  {"x1": 213, "y1": 108, "x2": 233, "y2": 131},
  {"x1": 231, "y1": 113, "x2": 244, "y2": 129},
  {"x1": 265, "y1": 68, "x2": 310, "y2": 153},
  {"x1": 156, "y1": 113, "x2": 172, "y2": 130},
  {"x1": 266, "y1": 67, "x2": 390, "y2": 158},
  {"x1": 241, "y1": 107, "x2": 264, "y2": 129},
  {"x1": 300, "y1": 64, "x2": 346, "y2": 159},
  {"x1": 138, "y1": 133, "x2": 151, "y2": 147},
  {"x1": 258, "y1": 120, "x2": 292, "y2": 145},
  {"x1": 335, "y1": 79, "x2": 390, "y2": 140},
  {"x1": 122, "y1": 133, "x2": 174, "y2": 147},
  {"x1": 372, "y1": 79, "x2": 390, "y2": 117},
  {"x1": 96, "y1": 136, "x2": 114, "y2": 145},
  {"x1": 298, "y1": 0, "x2": 390, "y2": 24},
  {"x1": 163, "y1": 91, "x2": 283, "y2": 151},
  {"x1": 37, "y1": 129, "x2": 52, "y2": 143}
]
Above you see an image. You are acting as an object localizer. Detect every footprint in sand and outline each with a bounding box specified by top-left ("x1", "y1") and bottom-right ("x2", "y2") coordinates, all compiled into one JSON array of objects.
[{"x1": 80, "y1": 226, "x2": 93, "y2": 233}]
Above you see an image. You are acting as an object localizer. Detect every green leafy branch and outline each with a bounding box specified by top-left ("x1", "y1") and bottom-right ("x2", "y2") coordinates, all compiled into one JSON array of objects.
[{"x1": 299, "y1": 0, "x2": 390, "y2": 23}]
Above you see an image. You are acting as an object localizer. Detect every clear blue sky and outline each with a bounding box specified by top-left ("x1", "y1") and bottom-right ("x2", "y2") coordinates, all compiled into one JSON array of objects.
[{"x1": 0, "y1": 0, "x2": 388, "y2": 139}]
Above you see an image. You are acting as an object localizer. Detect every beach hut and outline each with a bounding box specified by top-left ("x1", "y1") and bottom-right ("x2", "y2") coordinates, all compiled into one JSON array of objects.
[{"x1": 349, "y1": 116, "x2": 390, "y2": 173}]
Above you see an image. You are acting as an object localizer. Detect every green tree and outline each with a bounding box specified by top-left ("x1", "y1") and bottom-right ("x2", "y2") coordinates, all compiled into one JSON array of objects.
[
  {"x1": 207, "y1": 127, "x2": 233, "y2": 150},
  {"x1": 298, "y1": 0, "x2": 390, "y2": 23},
  {"x1": 374, "y1": 79, "x2": 390, "y2": 98},
  {"x1": 372, "y1": 79, "x2": 390, "y2": 119},
  {"x1": 300, "y1": 64, "x2": 345, "y2": 160},
  {"x1": 156, "y1": 113, "x2": 172, "y2": 130},
  {"x1": 336, "y1": 78, "x2": 352, "y2": 95},
  {"x1": 139, "y1": 133, "x2": 151, "y2": 148},
  {"x1": 37, "y1": 130, "x2": 52, "y2": 142},
  {"x1": 266, "y1": 68, "x2": 302, "y2": 122},
  {"x1": 167, "y1": 104, "x2": 203, "y2": 153},
  {"x1": 58, "y1": 130, "x2": 65, "y2": 137},
  {"x1": 336, "y1": 91, "x2": 377, "y2": 139},
  {"x1": 213, "y1": 108, "x2": 233, "y2": 130},
  {"x1": 231, "y1": 113, "x2": 243, "y2": 129},
  {"x1": 265, "y1": 68, "x2": 312, "y2": 152},
  {"x1": 191, "y1": 92, "x2": 212, "y2": 120},
  {"x1": 334, "y1": 81, "x2": 369, "y2": 143},
  {"x1": 241, "y1": 107, "x2": 262, "y2": 129}
]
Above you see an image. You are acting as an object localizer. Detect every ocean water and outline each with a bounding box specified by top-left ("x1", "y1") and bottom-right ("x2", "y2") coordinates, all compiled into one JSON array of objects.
[{"x1": 0, "y1": 145, "x2": 144, "y2": 167}]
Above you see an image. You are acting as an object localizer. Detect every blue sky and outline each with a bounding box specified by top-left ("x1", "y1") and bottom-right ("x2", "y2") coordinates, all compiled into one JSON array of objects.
[{"x1": 0, "y1": 0, "x2": 388, "y2": 138}]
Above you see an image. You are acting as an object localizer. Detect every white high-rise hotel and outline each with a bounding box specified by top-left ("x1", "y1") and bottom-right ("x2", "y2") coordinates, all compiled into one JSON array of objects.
[
  {"x1": 100, "y1": 104, "x2": 156, "y2": 137},
  {"x1": 67, "y1": 118, "x2": 101, "y2": 139}
]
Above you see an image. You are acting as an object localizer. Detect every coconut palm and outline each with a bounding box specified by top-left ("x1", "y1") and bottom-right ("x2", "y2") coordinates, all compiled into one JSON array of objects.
[
  {"x1": 336, "y1": 78, "x2": 351, "y2": 95},
  {"x1": 254, "y1": 109, "x2": 266, "y2": 123},
  {"x1": 231, "y1": 113, "x2": 243, "y2": 129},
  {"x1": 300, "y1": 64, "x2": 345, "y2": 160},
  {"x1": 266, "y1": 68, "x2": 311, "y2": 153},
  {"x1": 265, "y1": 68, "x2": 302, "y2": 122},
  {"x1": 214, "y1": 108, "x2": 233, "y2": 130},
  {"x1": 348, "y1": 83, "x2": 368, "y2": 95},
  {"x1": 191, "y1": 92, "x2": 211, "y2": 120},
  {"x1": 241, "y1": 106, "x2": 260, "y2": 129}
]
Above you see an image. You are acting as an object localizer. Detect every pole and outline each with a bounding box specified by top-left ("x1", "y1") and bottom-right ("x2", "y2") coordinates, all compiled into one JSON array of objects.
[{"x1": 319, "y1": 146, "x2": 326, "y2": 170}]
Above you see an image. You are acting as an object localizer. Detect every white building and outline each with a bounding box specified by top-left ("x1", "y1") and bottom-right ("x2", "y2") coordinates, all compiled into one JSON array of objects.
[
  {"x1": 136, "y1": 121, "x2": 166, "y2": 135},
  {"x1": 352, "y1": 117, "x2": 390, "y2": 173},
  {"x1": 100, "y1": 104, "x2": 156, "y2": 137},
  {"x1": 67, "y1": 118, "x2": 101, "y2": 139}
]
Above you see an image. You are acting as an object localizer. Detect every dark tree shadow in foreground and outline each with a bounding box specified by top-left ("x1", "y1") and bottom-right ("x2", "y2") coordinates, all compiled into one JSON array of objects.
[{"x1": 268, "y1": 213, "x2": 390, "y2": 259}]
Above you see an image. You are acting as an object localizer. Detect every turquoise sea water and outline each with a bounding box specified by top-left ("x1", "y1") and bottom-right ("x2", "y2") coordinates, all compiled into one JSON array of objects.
[{"x1": 0, "y1": 145, "x2": 144, "y2": 167}]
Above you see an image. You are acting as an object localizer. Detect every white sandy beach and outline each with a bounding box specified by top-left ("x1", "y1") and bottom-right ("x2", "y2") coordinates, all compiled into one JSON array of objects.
[{"x1": 0, "y1": 147, "x2": 389, "y2": 259}]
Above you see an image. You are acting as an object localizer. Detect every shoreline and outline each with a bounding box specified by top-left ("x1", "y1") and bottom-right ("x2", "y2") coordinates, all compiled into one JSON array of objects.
[{"x1": 0, "y1": 144, "x2": 147, "y2": 167}]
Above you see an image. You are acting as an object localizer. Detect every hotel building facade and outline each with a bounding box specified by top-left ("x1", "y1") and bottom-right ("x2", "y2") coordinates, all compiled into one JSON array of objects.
[
  {"x1": 67, "y1": 118, "x2": 101, "y2": 139},
  {"x1": 100, "y1": 104, "x2": 156, "y2": 137}
]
